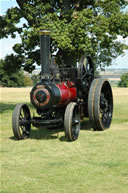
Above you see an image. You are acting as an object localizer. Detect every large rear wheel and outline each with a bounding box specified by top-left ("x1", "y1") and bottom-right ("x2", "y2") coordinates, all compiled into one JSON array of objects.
[
  {"x1": 88, "y1": 78, "x2": 113, "y2": 130},
  {"x1": 78, "y1": 55, "x2": 94, "y2": 93},
  {"x1": 94, "y1": 78, "x2": 113, "y2": 130},
  {"x1": 88, "y1": 78, "x2": 100, "y2": 129}
]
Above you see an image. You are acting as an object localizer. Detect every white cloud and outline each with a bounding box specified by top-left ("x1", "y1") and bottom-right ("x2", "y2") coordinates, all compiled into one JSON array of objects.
[
  {"x1": 0, "y1": 35, "x2": 21, "y2": 59},
  {"x1": 117, "y1": 35, "x2": 128, "y2": 45},
  {"x1": 105, "y1": 50, "x2": 128, "y2": 69}
]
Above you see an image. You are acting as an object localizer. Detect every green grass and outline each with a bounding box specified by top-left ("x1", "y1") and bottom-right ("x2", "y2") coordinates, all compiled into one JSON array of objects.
[{"x1": 0, "y1": 87, "x2": 128, "y2": 193}]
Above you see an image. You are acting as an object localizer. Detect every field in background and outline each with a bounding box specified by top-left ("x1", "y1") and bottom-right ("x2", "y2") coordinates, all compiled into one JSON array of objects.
[{"x1": 0, "y1": 87, "x2": 128, "y2": 193}]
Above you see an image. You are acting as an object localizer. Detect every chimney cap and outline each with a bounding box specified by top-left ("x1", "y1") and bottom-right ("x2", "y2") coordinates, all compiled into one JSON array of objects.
[{"x1": 39, "y1": 29, "x2": 51, "y2": 35}]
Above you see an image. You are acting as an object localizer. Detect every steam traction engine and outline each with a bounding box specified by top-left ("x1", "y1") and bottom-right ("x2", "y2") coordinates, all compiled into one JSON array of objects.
[{"x1": 12, "y1": 30, "x2": 113, "y2": 141}]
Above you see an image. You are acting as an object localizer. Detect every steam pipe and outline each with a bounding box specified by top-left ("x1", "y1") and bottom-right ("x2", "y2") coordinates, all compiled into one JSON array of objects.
[{"x1": 40, "y1": 29, "x2": 51, "y2": 79}]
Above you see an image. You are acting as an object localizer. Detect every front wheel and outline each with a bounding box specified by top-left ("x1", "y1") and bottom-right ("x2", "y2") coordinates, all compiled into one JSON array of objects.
[
  {"x1": 12, "y1": 103, "x2": 31, "y2": 140},
  {"x1": 64, "y1": 102, "x2": 80, "y2": 141}
]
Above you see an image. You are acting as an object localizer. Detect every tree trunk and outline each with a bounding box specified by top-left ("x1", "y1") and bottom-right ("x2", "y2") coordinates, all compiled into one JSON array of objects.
[{"x1": 16, "y1": 0, "x2": 27, "y2": 9}]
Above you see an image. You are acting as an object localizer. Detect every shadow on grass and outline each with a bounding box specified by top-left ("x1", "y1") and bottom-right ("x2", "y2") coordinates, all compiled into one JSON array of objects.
[
  {"x1": 9, "y1": 136, "x2": 17, "y2": 141},
  {"x1": 10, "y1": 126, "x2": 67, "y2": 141},
  {"x1": 81, "y1": 119, "x2": 93, "y2": 131},
  {"x1": 30, "y1": 119, "x2": 92, "y2": 141},
  {"x1": 10, "y1": 118, "x2": 92, "y2": 142},
  {"x1": 30, "y1": 126, "x2": 66, "y2": 141}
]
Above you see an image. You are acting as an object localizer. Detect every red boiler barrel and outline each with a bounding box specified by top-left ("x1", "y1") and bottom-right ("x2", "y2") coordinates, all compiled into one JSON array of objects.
[{"x1": 56, "y1": 81, "x2": 77, "y2": 106}]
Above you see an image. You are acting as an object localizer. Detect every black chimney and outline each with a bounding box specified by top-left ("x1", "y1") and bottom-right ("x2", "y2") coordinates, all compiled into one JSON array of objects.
[{"x1": 40, "y1": 29, "x2": 51, "y2": 79}]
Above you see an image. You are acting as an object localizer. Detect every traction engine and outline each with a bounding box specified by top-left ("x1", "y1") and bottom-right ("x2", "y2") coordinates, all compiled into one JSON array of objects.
[{"x1": 12, "y1": 30, "x2": 113, "y2": 141}]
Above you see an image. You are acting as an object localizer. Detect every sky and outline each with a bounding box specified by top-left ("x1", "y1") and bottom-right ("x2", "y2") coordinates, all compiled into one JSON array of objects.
[{"x1": 0, "y1": 0, "x2": 128, "y2": 69}]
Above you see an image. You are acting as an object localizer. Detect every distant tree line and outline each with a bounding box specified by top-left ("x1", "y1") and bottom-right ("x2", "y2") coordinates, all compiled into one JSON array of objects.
[
  {"x1": 0, "y1": 59, "x2": 33, "y2": 87},
  {"x1": 118, "y1": 72, "x2": 128, "y2": 87}
]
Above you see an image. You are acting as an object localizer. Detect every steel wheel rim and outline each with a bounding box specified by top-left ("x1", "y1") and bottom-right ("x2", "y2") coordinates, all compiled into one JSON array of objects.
[
  {"x1": 71, "y1": 106, "x2": 80, "y2": 140},
  {"x1": 19, "y1": 106, "x2": 31, "y2": 138}
]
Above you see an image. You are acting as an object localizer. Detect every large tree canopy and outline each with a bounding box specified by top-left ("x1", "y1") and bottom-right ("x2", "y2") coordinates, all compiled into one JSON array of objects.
[{"x1": 0, "y1": 0, "x2": 128, "y2": 72}]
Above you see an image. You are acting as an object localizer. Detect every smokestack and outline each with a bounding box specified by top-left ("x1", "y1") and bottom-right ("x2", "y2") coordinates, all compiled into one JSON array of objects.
[{"x1": 39, "y1": 29, "x2": 51, "y2": 79}]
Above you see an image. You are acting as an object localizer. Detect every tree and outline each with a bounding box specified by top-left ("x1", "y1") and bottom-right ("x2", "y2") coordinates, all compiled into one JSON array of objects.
[
  {"x1": 118, "y1": 72, "x2": 128, "y2": 87},
  {"x1": 0, "y1": 59, "x2": 32, "y2": 87},
  {"x1": 24, "y1": 74, "x2": 33, "y2": 86},
  {"x1": 31, "y1": 74, "x2": 40, "y2": 85},
  {"x1": 0, "y1": 0, "x2": 128, "y2": 72},
  {"x1": 0, "y1": 59, "x2": 24, "y2": 87}
]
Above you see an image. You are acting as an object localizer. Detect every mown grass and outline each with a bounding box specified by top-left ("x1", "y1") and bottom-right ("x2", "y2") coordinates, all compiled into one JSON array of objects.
[{"x1": 0, "y1": 87, "x2": 128, "y2": 193}]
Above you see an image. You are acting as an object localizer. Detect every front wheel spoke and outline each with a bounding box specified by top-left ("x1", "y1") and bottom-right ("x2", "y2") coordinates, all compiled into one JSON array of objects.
[
  {"x1": 100, "y1": 107, "x2": 104, "y2": 114},
  {"x1": 20, "y1": 115, "x2": 23, "y2": 119},
  {"x1": 20, "y1": 125, "x2": 25, "y2": 132},
  {"x1": 20, "y1": 113, "x2": 24, "y2": 119},
  {"x1": 19, "y1": 118, "x2": 25, "y2": 126},
  {"x1": 72, "y1": 119, "x2": 79, "y2": 126},
  {"x1": 22, "y1": 127, "x2": 29, "y2": 136},
  {"x1": 72, "y1": 126, "x2": 77, "y2": 137}
]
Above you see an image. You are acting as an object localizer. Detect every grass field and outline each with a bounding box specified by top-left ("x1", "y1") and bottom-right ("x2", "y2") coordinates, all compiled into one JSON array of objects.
[{"x1": 0, "y1": 87, "x2": 128, "y2": 193}]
